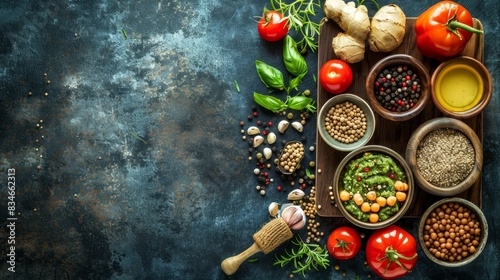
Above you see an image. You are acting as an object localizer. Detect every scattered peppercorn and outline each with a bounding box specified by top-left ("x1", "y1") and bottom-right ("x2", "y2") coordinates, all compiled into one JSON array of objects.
[{"x1": 374, "y1": 65, "x2": 422, "y2": 112}]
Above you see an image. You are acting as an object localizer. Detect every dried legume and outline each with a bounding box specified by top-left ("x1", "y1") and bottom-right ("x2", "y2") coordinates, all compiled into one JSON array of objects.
[
  {"x1": 324, "y1": 101, "x2": 367, "y2": 144},
  {"x1": 422, "y1": 202, "x2": 481, "y2": 262}
]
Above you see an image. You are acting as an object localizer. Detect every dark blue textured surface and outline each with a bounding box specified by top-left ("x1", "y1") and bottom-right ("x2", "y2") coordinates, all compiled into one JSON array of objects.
[{"x1": 0, "y1": 0, "x2": 498, "y2": 279}]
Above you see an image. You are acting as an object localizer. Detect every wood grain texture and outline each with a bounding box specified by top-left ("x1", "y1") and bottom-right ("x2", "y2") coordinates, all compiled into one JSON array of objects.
[{"x1": 315, "y1": 18, "x2": 484, "y2": 218}]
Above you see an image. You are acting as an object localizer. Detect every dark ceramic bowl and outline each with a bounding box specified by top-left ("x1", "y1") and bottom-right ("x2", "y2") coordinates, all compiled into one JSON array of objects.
[
  {"x1": 366, "y1": 54, "x2": 430, "y2": 121},
  {"x1": 333, "y1": 145, "x2": 414, "y2": 230},
  {"x1": 418, "y1": 198, "x2": 488, "y2": 267}
]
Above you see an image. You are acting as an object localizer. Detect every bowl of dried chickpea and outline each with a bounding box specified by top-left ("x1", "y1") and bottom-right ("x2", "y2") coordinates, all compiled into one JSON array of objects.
[
  {"x1": 405, "y1": 117, "x2": 483, "y2": 196},
  {"x1": 333, "y1": 145, "x2": 414, "y2": 230},
  {"x1": 317, "y1": 93, "x2": 375, "y2": 152},
  {"x1": 418, "y1": 198, "x2": 488, "y2": 267}
]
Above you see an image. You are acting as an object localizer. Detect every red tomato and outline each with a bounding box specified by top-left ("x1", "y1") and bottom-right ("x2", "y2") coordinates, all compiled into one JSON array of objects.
[
  {"x1": 366, "y1": 225, "x2": 418, "y2": 279},
  {"x1": 319, "y1": 59, "x2": 353, "y2": 94},
  {"x1": 327, "y1": 227, "x2": 361, "y2": 260},
  {"x1": 257, "y1": 11, "x2": 289, "y2": 42}
]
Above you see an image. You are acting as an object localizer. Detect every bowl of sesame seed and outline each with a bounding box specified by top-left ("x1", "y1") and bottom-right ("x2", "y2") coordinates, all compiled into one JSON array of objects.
[
  {"x1": 317, "y1": 93, "x2": 375, "y2": 152},
  {"x1": 405, "y1": 117, "x2": 483, "y2": 196}
]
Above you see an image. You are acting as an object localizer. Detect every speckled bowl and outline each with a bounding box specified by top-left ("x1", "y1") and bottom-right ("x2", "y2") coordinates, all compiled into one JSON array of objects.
[
  {"x1": 333, "y1": 145, "x2": 414, "y2": 230},
  {"x1": 405, "y1": 117, "x2": 482, "y2": 196},
  {"x1": 418, "y1": 198, "x2": 488, "y2": 267},
  {"x1": 366, "y1": 54, "x2": 431, "y2": 121},
  {"x1": 317, "y1": 93, "x2": 375, "y2": 152}
]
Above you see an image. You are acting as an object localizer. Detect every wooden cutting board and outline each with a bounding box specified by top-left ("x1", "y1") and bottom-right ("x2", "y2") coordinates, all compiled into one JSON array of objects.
[{"x1": 315, "y1": 18, "x2": 484, "y2": 218}]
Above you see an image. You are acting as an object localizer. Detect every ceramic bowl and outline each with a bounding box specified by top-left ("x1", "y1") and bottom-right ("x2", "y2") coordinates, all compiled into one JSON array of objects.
[
  {"x1": 431, "y1": 56, "x2": 492, "y2": 119},
  {"x1": 405, "y1": 117, "x2": 482, "y2": 196},
  {"x1": 317, "y1": 93, "x2": 375, "y2": 152},
  {"x1": 366, "y1": 54, "x2": 431, "y2": 121},
  {"x1": 333, "y1": 145, "x2": 414, "y2": 230},
  {"x1": 418, "y1": 198, "x2": 488, "y2": 267}
]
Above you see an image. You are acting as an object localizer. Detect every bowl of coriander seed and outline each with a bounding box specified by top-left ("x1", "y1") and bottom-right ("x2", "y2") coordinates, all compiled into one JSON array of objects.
[
  {"x1": 317, "y1": 93, "x2": 375, "y2": 152},
  {"x1": 405, "y1": 117, "x2": 483, "y2": 196}
]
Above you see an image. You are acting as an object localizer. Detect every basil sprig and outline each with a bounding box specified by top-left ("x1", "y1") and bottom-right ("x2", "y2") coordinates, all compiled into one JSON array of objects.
[
  {"x1": 255, "y1": 60, "x2": 285, "y2": 91},
  {"x1": 254, "y1": 92, "x2": 316, "y2": 113},
  {"x1": 287, "y1": 95, "x2": 316, "y2": 112},
  {"x1": 253, "y1": 92, "x2": 287, "y2": 112},
  {"x1": 283, "y1": 35, "x2": 308, "y2": 78}
]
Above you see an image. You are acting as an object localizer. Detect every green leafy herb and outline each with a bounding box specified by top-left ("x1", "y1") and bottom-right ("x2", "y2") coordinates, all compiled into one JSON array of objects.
[
  {"x1": 253, "y1": 92, "x2": 287, "y2": 112},
  {"x1": 274, "y1": 236, "x2": 330, "y2": 277},
  {"x1": 283, "y1": 35, "x2": 308, "y2": 78},
  {"x1": 234, "y1": 80, "x2": 240, "y2": 92},
  {"x1": 286, "y1": 94, "x2": 316, "y2": 113},
  {"x1": 270, "y1": 0, "x2": 322, "y2": 53},
  {"x1": 247, "y1": 258, "x2": 259, "y2": 263},
  {"x1": 255, "y1": 60, "x2": 286, "y2": 91},
  {"x1": 122, "y1": 28, "x2": 128, "y2": 39},
  {"x1": 305, "y1": 168, "x2": 312, "y2": 179}
]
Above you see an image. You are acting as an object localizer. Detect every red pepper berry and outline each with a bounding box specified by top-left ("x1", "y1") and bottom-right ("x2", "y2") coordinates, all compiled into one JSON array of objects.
[
  {"x1": 277, "y1": 186, "x2": 282, "y2": 191},
  {"x1": 402, "y1": 82, "x2": 407, "y2": 87},
  {"x1": 265, "y1": 179, "x2": 270, "y2": 185},
  {"x1": 257, "y1": 120, "x2": 262, "y2": 126},
  {"x1": 355, "y1": 164, "x2": 359, "y2": 168},
  {"x1": 357, "y1": 176, "x2": 362, "y2": 181},
  {"x1": 410, "y1": 102, "x2": 415, "y2": 107},
  {"x1": 263, "y1": 130, "x2": 268, "y2": 135},
  {"x1": 390, "y1": 173, "x2": 395, "y2": 179},
  {"x1": 260, "y1": 164, "x2": 266, "y2": 169},
  {"x1": 268, "y1": 121, "x2": 273, "y2": 127},
  {"x1": 253, "y1": 112, "x2": 258, "y2": 117},
  {"x1": 363, "y1": 167, "x2": 370, "y2": 172}
]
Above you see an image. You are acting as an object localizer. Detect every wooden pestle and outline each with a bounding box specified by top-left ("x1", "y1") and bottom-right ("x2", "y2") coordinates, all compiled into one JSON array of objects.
[{"x1": 221, "y1": 217, "x2": 293, "y2": 275}]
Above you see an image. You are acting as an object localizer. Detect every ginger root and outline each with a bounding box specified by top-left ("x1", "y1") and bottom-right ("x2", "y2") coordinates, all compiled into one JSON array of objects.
[
  {"x1": 368, "y1": 4, "x2": 406, "y2": 53},
  {"x1": 324, "y1": 0, "x2": 370, "y2": 63}
]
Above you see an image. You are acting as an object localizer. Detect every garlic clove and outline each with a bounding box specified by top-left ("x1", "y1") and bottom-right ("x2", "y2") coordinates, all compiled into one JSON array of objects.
[
  {"x1": 287, "y1": 189, "x2": 305, "y2": 201},
  {"x1": 263, "y1": 147, "x2": 272, "y2": 160},
  {"x1": 268, "y1": 202, "x2": 279, "y2": 217},
  {"x1": 291, "y1": 121, "x2": 303, "y2": 132},
  {"x1": 278, "y1": 120, "x2": 290, "y2": 133},
  {"x1": 267, "y1": 132, "x2": 277, "y2": 144},
  {"x1": 247, "y1": 126, "x2": 260, "y2": 135},
  {"x1": 281, "y1": 206, "x2": 306, "y2": 230},
  {"x1": 253, "y1": 135, "x2": 264, "y2": 148}
]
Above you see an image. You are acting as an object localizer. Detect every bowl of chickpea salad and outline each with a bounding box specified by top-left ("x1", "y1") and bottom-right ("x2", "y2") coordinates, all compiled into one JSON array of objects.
[
  {"x1": 418, "y1": 198, "x2": 488, "y2": 267},
  {"x1": 333, "y1": 145, "x2": 415, "y2": 230},
  {"x1": 317, "y1": 93, "x2": 375, "y2": 152}
]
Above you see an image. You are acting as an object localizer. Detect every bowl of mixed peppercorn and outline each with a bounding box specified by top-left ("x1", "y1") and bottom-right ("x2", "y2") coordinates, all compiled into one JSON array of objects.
[
  {"x1": 405, "y1": 117, "x2": 483, "y2": 196},
  {"x1": 365, "y1": 54, "x2": 431, "y2": 121},
  {"x1": 333, "y1": 145, "x2": 415, "y2": 230}
]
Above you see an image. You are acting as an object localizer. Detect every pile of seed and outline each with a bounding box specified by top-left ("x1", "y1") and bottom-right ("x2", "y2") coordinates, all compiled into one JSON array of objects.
[
  {"x1": 279, "y1": 142, "x2": 305, "y2": 173},
  {"x1": 422, "y1": 202, "x2": 482, "y2": 262},
  {"x1": 416, "y1": 128, "x2": 475, "y2": 188},
  {"x1": 374, "y1": 65, "x2": 422, "y2": 112},
  {"x1": 324, "y1": 101, "x2": 367, "y2": 144},
  {"x1": 297, "y1": 185, "x2": 324, "y2": 243}
]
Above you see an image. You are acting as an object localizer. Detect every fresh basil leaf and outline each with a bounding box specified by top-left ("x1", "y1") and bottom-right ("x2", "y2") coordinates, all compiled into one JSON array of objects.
[
  {"x1": 253, "y1": 92, "x2": 287, "y2": 112},
  {"x1": 255, "y1": 60, "x2": 285, "y2": 91},
  {"x1": 288, "y1": 73, "x2": 305, "y2": 91},
  {"x1": 287, "y1": 95, "x2": 313, "y2": 110},
  {"x1": 283, "y1": 35, "x2": 308, "y2": 77}
]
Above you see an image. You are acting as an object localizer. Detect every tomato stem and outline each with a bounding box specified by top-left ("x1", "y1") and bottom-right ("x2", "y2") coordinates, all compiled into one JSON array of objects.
[
  {"x1": 334, "y1": 238, "x2": 353, "y2": 255},
  {"x1": 377, "y1": 246, "x2": 418, "y2": 275}
]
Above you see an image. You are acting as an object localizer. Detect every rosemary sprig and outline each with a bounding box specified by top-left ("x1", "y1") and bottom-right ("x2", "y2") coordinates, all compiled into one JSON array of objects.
[
  {"x1": 268, "y1": 0, "x2": 322, "y2": 53},
  {"x1": 274, "y1": 236, "x2": 330, "y2": 277}
]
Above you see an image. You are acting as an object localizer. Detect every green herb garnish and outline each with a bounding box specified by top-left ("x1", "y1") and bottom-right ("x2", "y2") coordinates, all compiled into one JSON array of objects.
[
  {"x1": 122, "y1": 28, "x2": 128, "y2": 39},
  {"x1": 274, "y1": 236, "x2": 330, "y2": 277}
]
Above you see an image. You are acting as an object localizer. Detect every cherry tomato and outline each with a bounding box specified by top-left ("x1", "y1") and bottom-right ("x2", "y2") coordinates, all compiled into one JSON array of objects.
[
  {"x1": 366, "y1": 225, "x2": 418, "y2": 279},
  {"x1": 319, "y1": 59, "x2": 353, "y2": 94},
  {"x1": 257, "y1": 11, "x2": 289, "y2": 42},
  {"x1": 327, "y1": 226, "x2": 361, "y2": 260}
]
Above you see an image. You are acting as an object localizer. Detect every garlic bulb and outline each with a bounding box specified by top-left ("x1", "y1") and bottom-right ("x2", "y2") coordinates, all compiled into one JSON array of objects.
[{"x1": 281, "y1": 206, "x2": 306, "y2": 230}]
